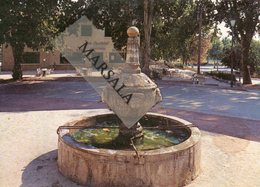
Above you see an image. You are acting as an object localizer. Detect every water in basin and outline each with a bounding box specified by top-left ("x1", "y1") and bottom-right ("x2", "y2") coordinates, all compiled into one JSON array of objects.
[{"x1": 70, "y1": 124, "x2": 190, "y2": 151}]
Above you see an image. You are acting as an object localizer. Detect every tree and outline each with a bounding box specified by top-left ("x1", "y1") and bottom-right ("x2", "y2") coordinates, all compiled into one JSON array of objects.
[
  {"x1": 208, "y1": 35, "x2": 224, "y2": 68},
  {"x1": 222, "y1": 39, "x2": 260, "y2": 75},
  {"x1": 151, "y1": 0, "x2": 199, "y2": 63},
  {"x1": 222, "y1": 37, "x2": 232, "y2": 50},
  {"x1": 142, "y1": 0, "x2": 154, "y2": 75},
  {"x1": 84, "y1": 0, "x2": 152, "y2": 73},
  {"x1": 84, "y1": 0, "x2": 142, "y2": 50},
  {"x1": 0, "y1": 0, "x2": 84, "y2": 80},
  {"x1": 84, "y1": 0, "x2": 214, "y2": 74},
  {"x1": 189, "y1": 33, "x2": 212, "y2": 65},
  {"x1": 249, "y1": 40, "x2": 260, "y2": 75},
  {"x1": 216, "y1": 0, "x2": 260, "y2": 84},
  {"x1": 151, "y1": 0, "x2": 214, "y2": 65},
  {"x1": 221, "y1": 46, "x2": 241, "y2": 71}
]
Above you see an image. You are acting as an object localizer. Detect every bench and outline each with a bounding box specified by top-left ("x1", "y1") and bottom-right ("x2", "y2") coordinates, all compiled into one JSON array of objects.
[
  {"x1": 36, "y1": 68, "x2": 53, "y2": 77},
  {"x1": 192, "y1": 74, "x2": 206, "y2": 85}
]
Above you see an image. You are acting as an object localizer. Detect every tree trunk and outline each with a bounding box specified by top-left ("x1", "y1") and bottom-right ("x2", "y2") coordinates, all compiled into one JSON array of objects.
[
  {"x1": 241, "y1": 38, "x2": 252, "y2": 84},
  {"x1": 185, "y1": 58, "x2": 188, "y2": 66},
  {"x1": 143, "y1": 0, "x2": 153, "y2": 76},
  {"x1": 11, "y1": 44, "x2": 24, "y2": 80},
  {"x1": 182, "y1": 55, "x2": 188, "y2": 66},
  {"x1": 197, "y1": 2, "x2": 202, "y2": 74}
]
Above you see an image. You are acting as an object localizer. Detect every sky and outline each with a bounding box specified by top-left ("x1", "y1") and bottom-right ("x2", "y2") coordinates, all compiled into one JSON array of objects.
[
  {"x1": 218, "y1": 22, "x2": 259, "y2": 40},
  {"x1": 218, "y1": 22, "x2": 230, "y2": 38}
]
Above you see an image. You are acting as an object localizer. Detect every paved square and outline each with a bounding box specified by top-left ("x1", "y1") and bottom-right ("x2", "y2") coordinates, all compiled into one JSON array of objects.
[{"x1": 0, "y1": 73, "x2": 260, "y2": 187}]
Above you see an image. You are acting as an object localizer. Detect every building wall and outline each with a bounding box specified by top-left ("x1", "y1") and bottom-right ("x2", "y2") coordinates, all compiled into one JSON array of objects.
[
  {"x1": 1, "y1": 16, "x2": 125, "y2": 71},
  {"x1": 57, "y1": 16, "x2": 125, "y2": 69},
  {"x1": 1, "y1": 45, "x2": 74, "y2": 71},
  {"x1": 2, "y1": 45, "x2": 14, "y2": 71}
]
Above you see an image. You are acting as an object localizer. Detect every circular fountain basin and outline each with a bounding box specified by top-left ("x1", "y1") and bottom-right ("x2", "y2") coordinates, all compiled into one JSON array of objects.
[{"x1": 57, "y1": 111, "x2": 201, "y2": 187}]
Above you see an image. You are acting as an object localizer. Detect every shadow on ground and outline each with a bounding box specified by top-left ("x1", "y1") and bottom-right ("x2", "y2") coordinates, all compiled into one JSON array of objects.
[
  {"x1": 21, "y1": 150, "x2": 83, "y2": 187},
  {"x1": 152, "y1": 106, "x2": 260, "y2": 144},
  {"x1": 0, "y1": 79, "x2": 107, "y2": 112},
  {"x1": 2, "y1": 79, "x2": 260, "y2": 145}
]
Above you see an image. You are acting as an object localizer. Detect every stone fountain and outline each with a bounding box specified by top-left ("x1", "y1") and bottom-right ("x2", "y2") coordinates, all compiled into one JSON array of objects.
[
  {"x1": 102, "y1": 26, "x2": 162, "y2": 145},
  {"x1": 57, "y1": 26, "x2": 201, "y2": 187}
]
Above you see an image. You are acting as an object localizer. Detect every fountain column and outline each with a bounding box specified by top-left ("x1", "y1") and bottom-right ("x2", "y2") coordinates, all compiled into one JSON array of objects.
[
  {"x1": 124, "y1": 26, "x2": 141, "y2": 73},
  {"x1": 118, "y1": 27, "x2": 144, "y2": 144},
  {"x1": 102, "y1": 26, "x2": 162, "y2": 144}
]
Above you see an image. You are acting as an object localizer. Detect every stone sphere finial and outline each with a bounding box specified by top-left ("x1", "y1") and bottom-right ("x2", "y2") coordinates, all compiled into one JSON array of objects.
[{"x1": 127, "y1": 26, "x2": 139, "y2": 37}]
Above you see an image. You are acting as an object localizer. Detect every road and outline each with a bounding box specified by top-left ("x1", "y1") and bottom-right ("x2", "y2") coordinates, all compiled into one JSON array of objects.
[
  {"x1": 159, "y1": 84, "x2": 260, "y2": 120},
  {"x1": 0, "y1": 78, "x2": 260, "y2": 119}
]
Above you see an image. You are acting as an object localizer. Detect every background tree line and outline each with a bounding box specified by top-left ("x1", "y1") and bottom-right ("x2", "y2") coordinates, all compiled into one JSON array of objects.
[{"x1": 0, "y1": 0, "x2": 259, "y2": 84}]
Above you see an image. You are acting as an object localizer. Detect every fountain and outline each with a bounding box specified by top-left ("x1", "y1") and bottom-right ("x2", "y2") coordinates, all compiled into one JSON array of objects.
[{"x1": 57, "y1": 26, "x2": 201, "y2": 187}]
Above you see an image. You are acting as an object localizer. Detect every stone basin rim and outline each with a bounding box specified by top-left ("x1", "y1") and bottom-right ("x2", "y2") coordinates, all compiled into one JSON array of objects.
[{"x1": 58, "y1": 111, "x2": 201, "y2": 157}]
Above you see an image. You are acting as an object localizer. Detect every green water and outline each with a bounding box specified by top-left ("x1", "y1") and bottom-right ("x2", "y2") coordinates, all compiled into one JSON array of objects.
[{"x1": 71, "y1": 127, "x2": 189, "y2": 151}]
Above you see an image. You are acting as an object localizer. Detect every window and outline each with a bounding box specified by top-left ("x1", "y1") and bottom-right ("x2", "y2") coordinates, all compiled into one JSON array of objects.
[
  {"x1": 22, "y1": 52, "x2": 40, "y2": 64},
  {"x1": 60, "y1": 54, "x2": 70, "y2": 64},
  {"x1": 91, "y1": 52, "x2": 104, "y2": 64},
  {"x1": 69, "y1": 52, "x2": 85, "y2": 64},
  {"x1": 109, "y1": 52, "x2": 124, "y2": 63},
  {"x1": 81, "y1": 25, "x2": 92, "y2": 36}
]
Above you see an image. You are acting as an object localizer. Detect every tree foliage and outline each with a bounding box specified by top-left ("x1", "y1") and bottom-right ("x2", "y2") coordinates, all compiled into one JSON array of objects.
[
  {"x1": 208, "y1": 35, "x2": 224, "y2": 62},
  {"x1": 189, "y1": 34, "x2": 212, "y2": 64},
  {"x1": 152, "y1": 0, "x2": 214, "y2": 63},
  {"x1": 215, "y1": 0, "x2": 260, "y2": 84},
  {"x1": 84, "y1": 0, "x2": 215, "y2": 69},
  {"x1": 249, "y1": 40, "x2": 260, "y2": 74},
  {"x1": 84, "y1": 0, "x2": 142, "y2": 50},
  {"x1": 0, "y1": 0, "x2": 85, "y2": 80},
  {"x1": 1, "y1": 0, "x2": 258, "y2": 83},
  {"x1": 222, "y1": 40, "x2": 260, "y2": 75}
]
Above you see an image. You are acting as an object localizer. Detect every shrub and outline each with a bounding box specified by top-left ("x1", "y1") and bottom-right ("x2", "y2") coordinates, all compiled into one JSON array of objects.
[
  {"x1": 174, "y1": 63, "x2": 184, "y2": 69},
  {"x1": 256, "y1": 66, "x2": 260, "y2": 74},
  {"x1": 207, "y1": 71, "x2": 236, "y2": 82},
  {"x1": 151, "y1": 69, "x2": 161, "y2": 79}
]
